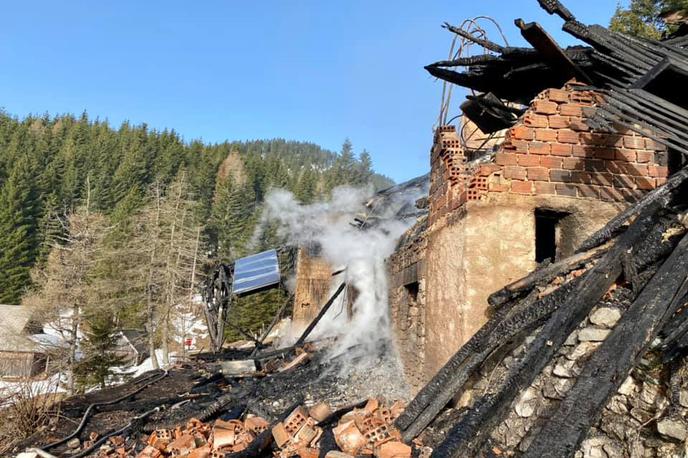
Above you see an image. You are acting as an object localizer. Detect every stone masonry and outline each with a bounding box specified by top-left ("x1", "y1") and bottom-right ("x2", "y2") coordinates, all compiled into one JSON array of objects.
[{"x1": 389, "y1": 80, "x2": 670, "y2": 389}]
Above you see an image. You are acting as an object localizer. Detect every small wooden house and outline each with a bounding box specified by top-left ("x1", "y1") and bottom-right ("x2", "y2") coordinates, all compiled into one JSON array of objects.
[
  {"x1": 0, "y1": 305, "x2": 47, "y2": 379},
  {"x1": 114, "y1": 329, "x2": 149, "y2": 366}
]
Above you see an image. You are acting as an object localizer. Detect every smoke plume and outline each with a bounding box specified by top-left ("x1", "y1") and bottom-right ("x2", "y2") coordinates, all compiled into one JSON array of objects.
[{"x1": 262, "y1": 179, "x2": 428, "y2": 366}]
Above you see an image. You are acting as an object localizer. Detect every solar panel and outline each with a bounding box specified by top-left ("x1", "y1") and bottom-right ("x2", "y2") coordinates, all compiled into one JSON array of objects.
[{"x1": 232, "y1": 249, "x2": 281, "y2": 295}]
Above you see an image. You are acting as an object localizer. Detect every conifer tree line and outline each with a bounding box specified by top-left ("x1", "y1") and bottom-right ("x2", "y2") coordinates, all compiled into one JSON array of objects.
[
  {"x1": 610, "y1": 0, "x2": 688, "y2": 38},
  {"x1": 0, "y1": 110, "x2": 392, "y2": 388}
]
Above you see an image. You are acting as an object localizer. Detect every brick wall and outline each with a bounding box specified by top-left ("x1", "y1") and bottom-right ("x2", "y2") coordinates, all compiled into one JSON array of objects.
[{"x1": 428, "y1": 81, "x2": 669, "y2": 230}]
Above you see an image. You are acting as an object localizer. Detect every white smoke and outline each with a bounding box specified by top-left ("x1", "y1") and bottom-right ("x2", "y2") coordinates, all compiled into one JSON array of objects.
[{"x1": 262, "y1": 182, "x2": 426, "y2": 366}]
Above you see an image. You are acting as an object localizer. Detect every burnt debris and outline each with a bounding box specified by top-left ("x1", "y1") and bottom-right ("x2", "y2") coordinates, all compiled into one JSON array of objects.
[{"x1": 397, "y1": 1, "x2": 688, "y2": 456}]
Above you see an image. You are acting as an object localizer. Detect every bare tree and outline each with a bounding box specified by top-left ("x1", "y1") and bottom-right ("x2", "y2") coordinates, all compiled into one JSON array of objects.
[{"x1": 24, "y1": 183, "x2": 108, "y2": 393}]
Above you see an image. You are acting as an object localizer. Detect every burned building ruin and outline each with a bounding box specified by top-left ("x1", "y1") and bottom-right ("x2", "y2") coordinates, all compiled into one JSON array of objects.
[
  {"x1": 389, "y1": 0, "x2": 688, "y2": 456},
  {"x1": 11, "y1": 1, "x2": 688, "y2": 458}
]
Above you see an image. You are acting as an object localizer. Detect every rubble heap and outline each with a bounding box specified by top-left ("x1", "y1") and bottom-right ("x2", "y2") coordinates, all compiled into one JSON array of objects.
[{"x1": 389, "y1": 2, "x2": 688, "y2": 456}]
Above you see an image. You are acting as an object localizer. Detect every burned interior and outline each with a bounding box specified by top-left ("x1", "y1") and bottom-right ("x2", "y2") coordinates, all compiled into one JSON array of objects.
[{"x1": 10, "y1": 1, "x2": 688, "y2": 457}]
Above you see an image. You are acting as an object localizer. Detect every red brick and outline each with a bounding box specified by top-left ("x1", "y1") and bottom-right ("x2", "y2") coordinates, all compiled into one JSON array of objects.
[
  {"x1": 550, "y1": 169, "x2": 571, "y2": 182},
  {"x1": 578, "y1": 185, "x2": 600, "y2": 199},
  {"x1": 534, "y1": 100, "x2": 559, "y2": 114},
  {"x1": 563, "y1": 157, "x2": 585, "y2": 170},
  {"x1": 495, "y1": 152, "x2": 518, "y2": 166},
  {"x1": 656, "y1": 177, "x2": 668, "y2": 186},
  {"x1": 572, "y1": 144, "x2": 594, "y2": 158},
  {"x1": 503, "y1": 166, "x2": 527, "y2": 180},
  {"x1": 648, "y1": 165, "x2": 668, "y2": 178},
  {"x1": 511, "y1": 126, "x2": 534, "y2": 140},
  {"x1": 524, "y1": 113, "x2": 549, "y2": 128},
  {"x1": 556, "y1": 183, "x2": 578, "y2": 197},
  {"x1": 551, "y1": 143, "x2": 573, "y2": 156},
  {"x1": 636, "y1": 151, "x2": 654, "y2": 163},
  {"x1": 568, "y1": 118, "x2": 590, "y2": 132},
  {"x1": 570, "y1": 91, "x2": 596, "y2": 105},
  {"x1": 635, "y1": 176, "x2": 656, "y2": 190},
  {"x1": 644, "y1": 139, "x2": 665, "y2": 151},
  {"x1": 580, "y1": 133, "x2": 606, "y2": 146},
  {"x1": 547, "y1": 88, "x2": 570, "y2": 103},
  {"x1": 615, "y1": 149, "x2": 636, "y2": 162},
  {"x1": 535, "y1": 129, "x2": 558, "y2": 142},
  {"x1": 558, "y1": 130, "x2": 579, "y2": 144},
  {"x1": 511, "y1": 140, "x2": 529, "y2": 153},
  {"x1": 541, "y1": 156, "x2": 563, "y2": 169},
  {"x1": 602, "y1": 188, "x2": 642, "y2": 203},
  {"x1": 518, "y1": 154, "x2": 541, "y2": 167},
  {"x1": 530, "y1": 142, "x2": 551, "y2": 155},
  {"x1": 548, "y1": 116, "x2": 569, "y2": 129},
  {"x1": 582, "y1": 107, "x2": 598, "y2": 118},
  {"x1": 477, "y1": 164, "x2": 500, "y2": 176},
  {"x1": 511, "y1": 180, "x2": 534, "y2": 194},
  {"x1": 592, "y1": 148, "x2": 616, "y2": 160},
  {"x1": 534, "y1": 181, "x2": 556, "y2": 195},
  {"x1": 613, "y1": 174, "x2": 636, "y2": 188},
  {"x1": 623, "y1": 136, "x2": 645, "y2": 149},
  {"x1": 587, "y1": 172, "x2": 613, "y2": 187},
  {"x1": 599, "y1": 188, "x2": 628, "y2": 202},
  {"x1": 571, "y1": 171, "x2": 590, "y2": 184},
  {"x1": 489, "y1": 182, "x2": 510, "y2": 192},
  {"x1": 560, "y1": 103, "x2": 584, "y2": 117},
  {"x1": 619, "y1": 162, "x2": 648, "y2": 176},
  {"x1": 585, "y1": 160, "x2": 607, "y2": 173},
  {"x1": 527, "y1": 167, "x2": 550, "y2": 181},
  {"x1": 581, "y1": 133, "x2": 622, "y2": 147}
]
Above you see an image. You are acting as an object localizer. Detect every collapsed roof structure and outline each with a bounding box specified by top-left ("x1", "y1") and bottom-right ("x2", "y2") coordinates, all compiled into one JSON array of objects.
[
  {"x1": 390, "y1": 0, "x2": 688, "y2": 456},
  {"x1": 10, "y1": 1, "x2": 688, "y2": 457}
]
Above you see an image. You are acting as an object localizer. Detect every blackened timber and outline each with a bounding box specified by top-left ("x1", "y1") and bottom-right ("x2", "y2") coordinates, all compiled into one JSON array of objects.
[
  {"x1": 250, "y1": 293, "x2": 294, "y2": 357},
  {"x1": 431, "y1": 205, "x2": 661, "y2": 457},
  {"x1": 537, "y1": 0, "x2": 575, "y2": 21},
  {"x1": 398, "y1": 276, "x2": 584, "y2": 442},
  {"x1": 487, "y1": 243, "x2": 609, "y2": 309},
  {"x1": 294, "y1": 282, "x2": 347, "y2": 346},
  {"x1": 516, "y1": 19, "x2": 592, "y2": 83},
  {"x1": 578, "y1": 167, "x2": 688, "y2": 253},
  {"x1": 426, "y1": 55, "x2": 500, "y2": 68},
  {"x1": 443, "y1": 23, "x2": 506, "y2": 53},
  {"x1": 523, "y1": 234, "x2": 688, "y2": 458}
]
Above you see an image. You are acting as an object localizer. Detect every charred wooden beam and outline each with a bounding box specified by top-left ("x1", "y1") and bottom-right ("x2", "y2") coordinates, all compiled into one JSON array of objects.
[
  {"x1": 398, "y1": 276, "x2": 584, "y2": 442},
  {"x1": 251, "y1": 293, "x2": 294, "y2": 357},
  {"x1": 487, "y1": 242, "x2": 609, "y2": 310},
  {"x1": 537, "y1": 0, "x2": 575, "y2": 21},
  {"x1": 516, "y1": 19, "x2": 591, "y2": 84},
  {"x1": 443, "y1": 22, "x2": 506, "y2": 53},
  {"x1": 523, "y1": 234, "x2": 688, "y2": 457},
  {"x1": 578, "y1": 167, "x2": 688, "y2": 253},
  {"x1": 432, "y1": 205, "x2": 661, "y2": 457}
]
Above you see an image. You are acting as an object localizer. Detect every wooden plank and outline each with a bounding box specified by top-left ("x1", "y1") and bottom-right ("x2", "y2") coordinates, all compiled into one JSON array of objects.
[{"x1": 524, "y1": 234, "x2": 688, "y2": 457}]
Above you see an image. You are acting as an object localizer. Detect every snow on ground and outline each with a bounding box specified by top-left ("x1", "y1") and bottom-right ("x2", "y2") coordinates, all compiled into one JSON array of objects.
[
  {"x1": 0, "y1": 374, "x2": 65, "y2": 407},
  {"x1": 110, "y1": 349, "x2": 179, "y2": 380}
]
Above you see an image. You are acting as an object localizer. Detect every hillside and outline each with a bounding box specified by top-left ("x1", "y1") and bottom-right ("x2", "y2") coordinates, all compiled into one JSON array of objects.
[{"x1": 0, "y1": 111, "x2": 394, "y2": 304}]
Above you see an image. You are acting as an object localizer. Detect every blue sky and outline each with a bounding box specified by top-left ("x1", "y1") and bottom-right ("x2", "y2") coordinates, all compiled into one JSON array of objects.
[{"x1": 0, "y1": 0, "x2": 621, "y2": 182}]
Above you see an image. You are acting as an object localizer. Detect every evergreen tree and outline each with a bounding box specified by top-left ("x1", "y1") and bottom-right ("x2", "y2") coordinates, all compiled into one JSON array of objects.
[
  {"x1": 73, "y1": 312, "x2": 125, "y2": 389},
  {"x1": 209, "y1": 177, "x2": 257, "y2": 261},
  {"x1": 0, "y1": 158, "x2": 40, "y2": 303},
  {"x1": 610, "y1": 0, "x2": 688, "y2": 38}
]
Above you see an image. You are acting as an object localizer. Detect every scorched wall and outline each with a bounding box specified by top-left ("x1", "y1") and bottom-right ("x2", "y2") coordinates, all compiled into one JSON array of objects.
[{"x1": 390, "y1": 81, "x2": 669, "y2": 389}]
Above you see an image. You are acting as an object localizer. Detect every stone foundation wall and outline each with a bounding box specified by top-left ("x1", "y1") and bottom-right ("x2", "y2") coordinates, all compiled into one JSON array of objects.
[
  {"x1": 388, "y1": 219, "x2": 428, "y2": 391},
  {"x1": 463, "y1": 293, "x2": 688, "y2": 457}
]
